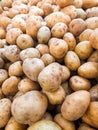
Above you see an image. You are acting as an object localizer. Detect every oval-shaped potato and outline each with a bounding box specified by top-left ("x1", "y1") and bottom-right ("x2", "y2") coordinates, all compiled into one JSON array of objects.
[
  {"x1": 78, "y1": 62, "x2": 98, "y2": 79},
  {"x1": 61, "y1": 90, "x2": 90, "y2": 121},
  {"x1": 11, "y1": 91, "x2": 48, "y2": 125},
  {"x1": 89, "y1": 84, "x2": 98, "y2": 101},
  {"x1": 0, "y1": 69, "x2": 8, "y2": 85}
]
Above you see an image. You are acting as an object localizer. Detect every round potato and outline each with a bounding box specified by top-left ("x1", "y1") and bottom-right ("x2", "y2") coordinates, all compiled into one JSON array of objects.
[
  {"x1": 0, "y1": 69, "x2": 8, "y2": 85},
  {"x1": 36, "y1": 44, "x2": 49, "y2": 55},
  {"x1": 89, "y1": 84, "x2": 98, "y2": 101},
  {"x1": 61, "y1": 90, "x2": 90, "y2": 121},
  {"x1": 11, "y1": 91, "x2": 48, "y2": 125}
]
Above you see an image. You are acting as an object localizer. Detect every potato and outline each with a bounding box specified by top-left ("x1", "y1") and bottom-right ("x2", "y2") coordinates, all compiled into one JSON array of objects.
[
  {"x1": 86, "y1": 7, "x2": 98, "y2": 18},
  {"x1": 69, "y1": 18, "x2": 86, "y2": 36},
  {"x1": 37, "y1": 26, "x2": 51, "y2": 44},
  {"x1": 18, "y1": 77, "x2": 40, "y2": 93},
  {"x1": 89, "y1": 84, "x2": 98, "y2": 101},
  {"x1": 27, "y1": 120, "x2": 62, "y2": 130},
  {"x1": 0, "y1": 88, "x2": 4, "y2": 100},
  {"x1": 41, "y1": 53, "x2": 55, "y2": 66},
  {"x1": 64, "y1": 51, "x2": 80, "y2": 71},
  {"x1": 6, "y1": 28, "x2": 23, "y2": 45},
  {"x1": 82, "y1": 0, "x2": 98, "y2": 9},
  {"x1": 82, "y1": 102, "x2": 98, "y2": 128},
  {"x1": 51, "y1": 22, "x2": 68, "y2": 38},
  {"x1": 2, "y1": 76, "x2": 20, "y2": 96},
  {"x1": 42, "y1": 112, "x2": 53, "y2": 121},
  {"x1": 78, "y1": 62, "x2": 98, "y2": 79},
  {"x1": 8, "y1": 61, "x2": 23, "y2": 76},
  {"x1": 0, "y1": 98, "x2": 11, "y2": 128},
  {"x1": 0, "y1": 16, "x2": 11, "y2": 29},
  {"x1": 0, "y1": 58, "x2": 4, "y2": 69},
  {"x1": 54, "y1": 113, "x2": 76, "y2": 130},
  {"x1": 49, "y1": 38, "x2": 68, "y2": 59},
  {"x1": 56, "y1": 0, "x2": 74, "y2": 7},
  {"x1": 88, "y1": 51, "x2": 98, "y2": 63},
  {"x1": 78, "y1": 123, "x2": 96, "y2": 130},
  {"x1": 45, "y1": 12, "x2": 71, "y2": 28},
  {"x1": 61, "y1": 90, "x2": 90, "y2": 121},
  {"x1": 72, "y1": 0, "x2": 83, "y2": 8},
  {"x1": 0, "y1": 26, "x2": 6, "y2": 39},
  {"x1": 23, "y1": 58, "x2": 45, "y2": 81},
  {"x1": 38, "y1": 62, "x2": 62, "y2": 92},
  {"x1": 63, "y1": 32, "x2": 76, "y2": 51},
  {"x1": 0, "y1": 69, "x2": 8, "y2": 85},
  {"x1": 4, "y1": 45, "x2": 20, "y2": 62},
  {"x1": 76, "y1": 8, "x2": 87, "y2": 19},
  {"x1": 69, "y1": 75, "x2": 91, "y2": 91},
  {"x1": 26, "y1": 15, "x2": 43, "y2": 39},
  {"x1": 20, "y1": 48, "x2": 40, "y2": 61},
  {"x1": 86, "y1": 17, "x2": 98, "y2": 29},
  {"x1": 5, "y1": 117, "x2": 27, "y2": 130},
  {"x1": 61, "y1": 66, "x2": 70, "y2": 83},
  {"x1": 36, "y1": 44, "x2": 49, "y2": 55},
  {"x1": 75, "y1": 41, "x2": 93, "y2": 60},
  {"x1": 11, "y1": 91, "x2": 48, "y2": 125},
  {"x1": 61, "y1": 5, "x2": 77, "y2": 20},
  {"x1": 43, "y1": 86, "x2": 66, "y2": 105}
]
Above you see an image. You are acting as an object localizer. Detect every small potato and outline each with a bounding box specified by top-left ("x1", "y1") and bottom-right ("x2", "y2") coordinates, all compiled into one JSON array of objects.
[
  {"x1": 23, "y1": 58, "x2": 45, "y2": 81},
  {"x1": 42, "y1": 112, "x2": 53, "y2": 121},
  {"x1": 86, "y1": 7, "x2": 98, "y2": 18},
  {"x1": 0, "y1": 98, "x2": 11, "y2": 128},
  {"x1": 0, "y1": 69, "x2": 8, "y2": 85},
  {"x1": 88, "y1": 51, "x2": 98, "y2": 63},
  {"x1": 61, "y1": 66, "x2": 70, "y2": 83},
  {"x1": 78, "y1": 123, "x2": 96, "y2": 130},
  {"x1": 37, "y1": 26, "x2": 51, "y2": 44},
  {"x1": 82, "y1": 0, "x2": 98, "y2": 9},
  {"x1": 5, "y1": 117, "x2": 27, "y2": 130},
  {"x1": 6, "y1": 28, "x2": 23, "y2": 45},
  {"x1": 45, "y1": 12, "x2": 71, "y2": 28},
  {"x1": 64, "y1": 51, "x2": 80, "y2": 71},
  {"x1": 69, "y1": 75, "x2": 91, "y2": 91},
  {"x1": 18, "y1": 78, "x2": 40, "y2": 93},
  {"x1": 89, "y1": 84, "x2": 98, "y2": 101},
  {"x1": 8, "y1": 61, "x2": 23, "y2": 76},
  {"x1": 43, "y1": 86, "x2": 66, "y2": 105},
  {"x1": 0, "y1": 16, "x2": 11, "y2": 29},
  {"x1": 54, "y1": 113, "x2": 76, "y2": 130},
  {"x1": 63, "y1": 32, "x2": 76, "y2": 51},
  {"x1": 38, "y1": 62, "x2": 62, "y2": 92},
  {"x1": 36, "y1": 44, "x2": 49, "y2": 55},
  {"x1": 20, "y1": 48, "x2": 40, "y2": 61},
  {"x1": 27, "y1": 120, "x2": 62, "y2": 130},
  {"x1": 0, "y1": 26, "x2": 6, "y2": 39},
  {"x1": 61, "y1": 90, "x2": 90, "y2": 121},
  {"x1": 0, "y1": 58, "x2": 4, "y2": 69},
  {"x1": 49, "y1": 38, "x2": 68, "y2": 59},
  {"x1": 4, "y1": 45, "x2": 20, "y2": 62},
  {"x1": 0, "y1": 88, "x2": 4, "y2": 100},
  {"x1": 16, "y1": 34, "x2": 34, "y2": 49},
  {"x1": 75, "y1": 41, "x2": 93, "y2": 60},
  {"x1": 56, "y1": 0, "x2": 74, "y2": 7},
  {"x1": 76, "y1": 8, "x2": 87, "y2": 19},
  {"x1": 51, "y1": 22, "x2": 68, "y2": 38},
  {"x1": 11, "y1": 91, "x2": 48, "y2": 125},
  {"x1": 78, "y1": 62, "x2": 98, "y2": 79},
  {"x1": 2, "y1": 76, "x2": 20, "y2": 96},
  {"x1": 41, "y1": 53, "x2": 55, "y2": 66},
  {"x1": 69, "y1": 18, "x2": 86, "y2": 36},
  {"x1": 72, "y1": 0, "x2": 83, "y2": 8}
]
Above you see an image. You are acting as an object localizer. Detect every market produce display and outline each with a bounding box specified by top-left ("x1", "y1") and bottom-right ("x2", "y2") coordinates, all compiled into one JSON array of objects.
[{"x1": 0, "y1": 0, "x2": 98, "y2": 130}]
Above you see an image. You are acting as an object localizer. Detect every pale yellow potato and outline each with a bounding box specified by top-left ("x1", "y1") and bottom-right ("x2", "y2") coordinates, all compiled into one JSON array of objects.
[
  {"x1": 88, "y1": 50, "x2": 98, "y2": 63},
  {"x1": 0, "y1": 26, "x2": 6, "y2": 39},
  {"x1": 36, "y1": 44, "x2": 49, "y2": 55},
  {"x1": 54, "y1": 113, "x2": 76, "y2": 130},
  {"x1": 64, "y1": 51, "x2": 81, "y2": 71},
  {"x1": 0, "y1": 58, "x2": 4, "y2": 69},
  {"x1": 82, "y1": 0, "x2": 98, "y2": 9},
  {"x1": 42, "y1": 112, "x2": 53, "y2": 121},
  {"x1": 2, "y1": 76, "x2": 20, "y2": 96},
  {"x1": 61, "y1": 90, "x2": 90, "y2": 121},
  {"x1": 78, "y1": 62, "x2": 98, "y2": 79},
  {"x1": 89, "y1": 84, "x2": 98, "y2": 101},
  {"x1": 8, "y1": 61, "x2": 23, "y2": 76},
  {"x1": 51, "y1": 22, "x2": 68, "y2": 38},
  {"x1": 63, "y1": 32, "x2": 76, "y2": 51},
  {"x1": 72, "y1": 0, "x2": 83, "y2": 8},
  {"x1": 0, "y1": 69, "x2": 8, "y2": 85},
  {"x1": 49, "y1": 38, "x2": 68, "y2": 59},
  {"x1": 78, "y1": 123, "x2": 96, "y2": 130},
  {"x1": 86, "y1": 17, "x2": 98, "y2": 29},
  {"x1": 0, "y1": 98, "x2": 11, "y2": 128},
  {"x1": 11, "y1": 91, "x2": 48, "y2": 125},
  {"x1": 20, "y1": 48, "x2": 40, "y2": 61},
  {"x1": 69, "y1": 75, "x2": 91, "y2": 91},
  {"x1": 56, "y1": 0, "x2": 74, "y2": 7},
  {"x1": 18, "y1": 77, "x2": 40, "y2": 93},
  {"x1": 86, "y1": 7, "x2": 98, "y2": 18},
  {"x1": 76, "y1": 8, "x2": 87, "y2": 19}
]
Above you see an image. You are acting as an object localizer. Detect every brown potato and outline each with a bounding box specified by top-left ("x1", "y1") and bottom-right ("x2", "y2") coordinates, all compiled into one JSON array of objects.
[
  {"x1": 56, "y1": 0, "x2": 74, "y2": 7},
  {"x1": 82, "y1": 0, "x2": 98, "y2": 9},
  {"x1": 64, "y1": 51, "x2": 81, "y2": 71},
  {"x1": 61, "y1": 90, "x2": 90, "y2": 121},
  {"x1": 89, "y1": 84, "x2": 98, "y2": 101},
  {"x1": 86, "y1": 17, "x2": 98, "y2": 29},
  {"x1": 49, "y1": 38, "x2": 68, "y2": 59},
  {"x1": 63, "y1": 32, "x2": 76, "y2": 51},
  {"x1": 78, "y1": 123, "x2": 96, "y2": 130},
  {"x1": 0, "y1": 69, "x2": 8, "y2": 85},
  {"x1": 54, "y1": 113, "x2": 76, "y2": 130},
  {"x1": 88, "y1": 50, "x2": 98, "y2": 63},
  {"x1": 0, "y1": 26, "x2": 6, "y2": 39},
  {"x1": 36, "y1": 44, "x2": 49, "y2": 55},
  {"x1": 11, "y1": 91, "x2": 48, "y2": 125},
  {"x1": 2, "y1": 76, "x2": 20, "y2": 96},
  {"x1": 61, "y1": 66, "x2": 70, "y2": 83},
  {"x1": 86, "y1": 7, "x2": 98, "y2": 18},
  {"x1": 78, "y1": 62, "x2": 98, "y2": 79},
  {"x1": 69, "y1": 75, "x2": 91, "y2": 91}
]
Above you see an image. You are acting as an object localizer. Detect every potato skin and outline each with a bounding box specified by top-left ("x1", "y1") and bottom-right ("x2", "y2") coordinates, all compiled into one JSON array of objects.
[{"x1": 61, "y1": 90, "x2": 90, "y2": 121}]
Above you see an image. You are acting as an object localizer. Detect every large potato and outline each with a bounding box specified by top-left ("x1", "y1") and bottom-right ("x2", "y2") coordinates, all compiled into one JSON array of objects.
[
  {"x1": 11, "y1": 91, "x2": 48, "y2": 125},
  {"x1": 61, "y1": 90, "x2": 90, "y2": 121}
]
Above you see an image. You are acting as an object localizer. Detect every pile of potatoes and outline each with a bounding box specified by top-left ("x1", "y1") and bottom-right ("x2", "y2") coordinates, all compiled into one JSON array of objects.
[{"x1": 0, "y1": 0, "x2": 98, "y2": 129}]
